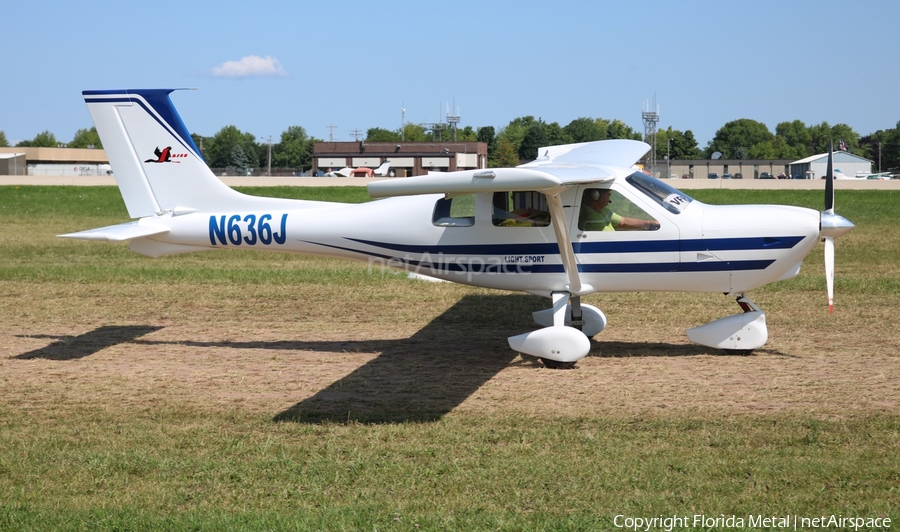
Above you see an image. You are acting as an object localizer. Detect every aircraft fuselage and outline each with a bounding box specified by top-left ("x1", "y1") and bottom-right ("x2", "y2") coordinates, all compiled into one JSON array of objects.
[{"x1": 138, "y1": 179, "x2": 821, "y2": 297}]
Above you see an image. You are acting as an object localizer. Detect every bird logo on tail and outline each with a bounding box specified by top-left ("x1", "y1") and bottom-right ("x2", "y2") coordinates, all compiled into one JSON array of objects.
[{"x1": 144, "y1": 146, "x2": 176, "y2": 163}]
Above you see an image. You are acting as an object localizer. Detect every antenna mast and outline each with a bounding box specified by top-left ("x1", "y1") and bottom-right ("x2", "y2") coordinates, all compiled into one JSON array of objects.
[
  {"x1": 446, "y1": 99, "x2": 461, "y2": 142},
  {"x1": 642, "y1": 94, "x2": 659, "y2": 177}
]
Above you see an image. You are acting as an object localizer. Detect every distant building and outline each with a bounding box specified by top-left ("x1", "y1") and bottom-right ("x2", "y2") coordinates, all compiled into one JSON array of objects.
[
  {"x1": 663, "y1": 151, "x2": 872, "y2": 180},
  {"x1": 314, "y1": 141, "x2": 487, "y2": 177},
  {"x1": 3, "y1": 143, "x2": 868, "y2": 181},
  {"x1": 665, "y1": 159, "x2": 793, "y2": 179},
  {"x1": 0, "y1": 147, "x2": 110, "y2": 176},
  {"x1": 0, "y1": 152, "x2": 26, "y2": 175},
  {"x1": 789, "y1": 151, "x2": 872, "y2": 179}
]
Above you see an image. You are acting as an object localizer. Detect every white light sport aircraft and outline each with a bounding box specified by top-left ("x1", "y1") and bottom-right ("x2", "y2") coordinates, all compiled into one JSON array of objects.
[
  {"x1": 61, "y1": 89, "x2": 854, "y2": 368},
  {"x1": 324, "y1": 161, "x2": 393, "y2": 178}
]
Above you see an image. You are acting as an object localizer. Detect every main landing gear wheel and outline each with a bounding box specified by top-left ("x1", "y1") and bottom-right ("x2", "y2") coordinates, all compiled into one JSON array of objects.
[
  {"x1": 508, "y1": 292, "x2": 597, "y2": 370},
  {"x1": 540, "y1": 358, "x2": 577, "y2": 370}
]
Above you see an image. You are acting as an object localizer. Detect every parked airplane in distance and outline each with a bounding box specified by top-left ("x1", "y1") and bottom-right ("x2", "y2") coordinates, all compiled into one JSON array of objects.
[
  {"x1": 855, "y1": 171, "x2": 892, "y2": 180},
  {"x1": 324, "y1": 161, "x2": 393, "y2": 177}
]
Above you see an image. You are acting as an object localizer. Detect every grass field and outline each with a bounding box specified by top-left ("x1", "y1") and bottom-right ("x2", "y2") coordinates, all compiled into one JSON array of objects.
[{"x1": 0, "y1": 186, "x2": 898, "y2": 530}]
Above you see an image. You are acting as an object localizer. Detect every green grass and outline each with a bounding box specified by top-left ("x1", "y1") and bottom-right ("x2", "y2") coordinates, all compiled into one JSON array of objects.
[
  {"x1": 1, "y1": 185, "x2": 898, "y2": 530},
  {"x1": 0, "y1": 412, "x2": 896, "y2": 531}
]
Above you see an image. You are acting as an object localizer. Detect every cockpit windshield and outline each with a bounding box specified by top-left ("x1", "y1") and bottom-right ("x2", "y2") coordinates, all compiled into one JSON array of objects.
[{"x1": 625, "y1": 171, "x2": 693, "y2": 215}]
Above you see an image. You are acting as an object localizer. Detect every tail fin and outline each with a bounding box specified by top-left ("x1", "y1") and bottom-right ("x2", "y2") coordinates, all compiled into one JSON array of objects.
[
  {"x1": 374, "y1": 161, "x2": 392, "y2": 176},
  {"x1": 83, "y1": 89, "x2": 249, "y2": 218}
]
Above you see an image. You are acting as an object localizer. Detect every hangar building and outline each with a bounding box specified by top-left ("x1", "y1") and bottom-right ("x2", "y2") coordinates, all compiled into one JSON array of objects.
[
  {"x1": 314, "y1": 141, "x2": 488, "y2": 177},
  {"x1": 665, "y1": 150, "x2": 872, "y2": 179},
  {"x1": 0, "y1": 147, "x2": 110, "y2": 176},
  {"x1": 789, "y1": 151, "x2": 872, "y2": 179}
]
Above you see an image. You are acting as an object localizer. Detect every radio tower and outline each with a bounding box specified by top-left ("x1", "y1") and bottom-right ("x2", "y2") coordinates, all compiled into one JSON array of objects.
[
  {"x1": 446, "y1": 100, "x2": 461, "y2": 142},
  {"x1": 642, "y1": 94, "x2": 659, "y2": 176}
]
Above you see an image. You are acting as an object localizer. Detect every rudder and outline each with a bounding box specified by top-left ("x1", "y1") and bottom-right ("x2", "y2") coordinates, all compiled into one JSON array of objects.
[{"x1": 84, "y1": 89, "x2": 246, "y2": 218}]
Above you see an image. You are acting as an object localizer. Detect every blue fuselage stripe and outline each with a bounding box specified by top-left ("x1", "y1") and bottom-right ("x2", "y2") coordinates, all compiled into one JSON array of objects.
[
  {"x1": 347, "y1": 236, "x2": 804, "y2": 256},
  {"x1": 306, "y1": 236, "x2": 798, "y2": 274}
]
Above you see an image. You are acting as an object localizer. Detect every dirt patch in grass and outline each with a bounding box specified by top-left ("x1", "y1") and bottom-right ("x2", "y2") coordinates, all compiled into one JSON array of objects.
[{"x1": 2, "y1": 279, "x2": 897, "y2": 424}]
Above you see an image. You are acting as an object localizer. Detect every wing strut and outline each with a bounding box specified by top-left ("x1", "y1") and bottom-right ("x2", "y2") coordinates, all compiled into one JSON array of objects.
[{"x1": 545, "y1": 191, "x2": 592, "y2": 296}]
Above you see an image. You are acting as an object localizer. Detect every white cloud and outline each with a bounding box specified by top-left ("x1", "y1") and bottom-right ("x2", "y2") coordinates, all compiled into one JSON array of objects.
[{"x1": 211, "y1": 55, "x2": 287, "y2": 78}]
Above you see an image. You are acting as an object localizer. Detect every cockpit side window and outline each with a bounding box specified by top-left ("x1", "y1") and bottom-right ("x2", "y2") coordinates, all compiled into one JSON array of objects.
[
  {"x1": 492, "y1": 191, "x2": 551, "y2": 227},
  {"x1": 432, "y1": 195, "x2": 475, "y2": 227},
  {"x1": 578, "y1": 188, "x2": 660, "y2": 231}
]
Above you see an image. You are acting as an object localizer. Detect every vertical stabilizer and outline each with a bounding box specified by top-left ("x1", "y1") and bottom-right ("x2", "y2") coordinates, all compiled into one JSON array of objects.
[
  {"x1": 83, "y1": 89, "x2": 248, "y2": 218},
  {"x1": 374, "y1": 161, "x2": 392, "y2": 176}
]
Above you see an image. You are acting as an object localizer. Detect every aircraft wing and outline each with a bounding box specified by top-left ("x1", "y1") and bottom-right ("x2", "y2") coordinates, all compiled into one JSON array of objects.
[
  {"x1": 367, "y1": 139, "x2": 648, "y2": 199},
  {"x1": 367, "y1": 165, "x2": 618, "y2": 198},
  {"x1": 521, "y1": 138, "x2": 651, "y2": 169}
]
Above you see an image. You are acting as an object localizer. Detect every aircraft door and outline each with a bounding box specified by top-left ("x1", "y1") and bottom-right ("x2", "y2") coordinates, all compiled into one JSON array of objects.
[{"x1": 570, "y1": 184, "x2": 681, "y2": 291}]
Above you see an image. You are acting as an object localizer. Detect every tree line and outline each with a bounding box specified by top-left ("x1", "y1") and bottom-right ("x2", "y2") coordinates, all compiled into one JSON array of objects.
[{"x1": 4, "y1": 115, "x2": 900, "y2": 172}]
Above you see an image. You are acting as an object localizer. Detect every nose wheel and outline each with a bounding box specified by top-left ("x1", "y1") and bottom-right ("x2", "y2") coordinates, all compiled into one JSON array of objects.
[{"x1": 686, "y1": 293, "x2": 768, "y2": 350}]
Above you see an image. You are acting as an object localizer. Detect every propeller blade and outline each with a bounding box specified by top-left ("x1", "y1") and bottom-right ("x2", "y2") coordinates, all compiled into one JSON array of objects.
[
  {"x1": 824, "y1": 236, "x2": 835, "y2": 313},
  {"x1": 820, "y1": 141, "x2": 854, "y2": 313},
  {"x1": 825, "y1": 140, "x2": 834, "y2": 212}
]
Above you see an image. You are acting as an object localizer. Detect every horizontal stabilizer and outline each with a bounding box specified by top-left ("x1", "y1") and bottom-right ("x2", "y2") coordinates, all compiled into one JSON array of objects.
[{"x1": 58, "y1": 221, "x2": 168, "y2": 242}]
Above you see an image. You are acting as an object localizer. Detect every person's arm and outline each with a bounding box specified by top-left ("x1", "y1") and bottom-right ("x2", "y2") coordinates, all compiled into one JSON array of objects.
[{"x1": 615, "y1": 216, "x2": 660, "y2": 230}]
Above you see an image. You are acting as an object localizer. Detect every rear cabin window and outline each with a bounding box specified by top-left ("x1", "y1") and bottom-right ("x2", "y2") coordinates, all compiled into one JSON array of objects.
[
  {"x1": 432, "y1": 195, "x2": 475, "y2": 227},
  {"x1": 492, "y1": 191, "x2": 551, "y2": 227}
]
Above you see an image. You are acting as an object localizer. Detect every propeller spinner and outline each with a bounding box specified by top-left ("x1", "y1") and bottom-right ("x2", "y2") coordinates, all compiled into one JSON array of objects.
[{"x1": 820, "y1": 140, "x2": 855, "y2": 313}]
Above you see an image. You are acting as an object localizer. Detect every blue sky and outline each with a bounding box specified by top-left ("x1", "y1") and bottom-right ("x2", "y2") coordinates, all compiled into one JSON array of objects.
[{"x1": 2, "y1": 0, "x2": 898, "y2": 147}]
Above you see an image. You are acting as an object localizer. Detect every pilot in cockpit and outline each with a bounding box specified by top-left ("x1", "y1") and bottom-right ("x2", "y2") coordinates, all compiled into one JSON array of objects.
[{"x1": 579, "y1": 188, "x2": 660, "y2": 231}]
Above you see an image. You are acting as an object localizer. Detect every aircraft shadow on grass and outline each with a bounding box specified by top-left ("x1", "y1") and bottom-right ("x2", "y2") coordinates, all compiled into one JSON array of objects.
[
  {"x1": 143, "y1": 294, "x2": 537, "y2": 424},
  {"x1": 11, "y1": 296, "x2": 786, "y2": 424},
  {"x1": 13, "y1": 325, "x2": 164, "y2": 361},
  {"x1": 130, "y1": 294, "x2": 753, "y2": 424}
]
